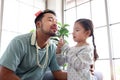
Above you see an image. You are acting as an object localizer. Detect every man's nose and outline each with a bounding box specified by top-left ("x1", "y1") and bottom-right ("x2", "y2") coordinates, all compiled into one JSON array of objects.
[
  {"x1": 53, "y1": 20, "x2": 57, "y2": 24},
  {"x1": 53, "y1": 24, "x2": 57, "y2": 27}
]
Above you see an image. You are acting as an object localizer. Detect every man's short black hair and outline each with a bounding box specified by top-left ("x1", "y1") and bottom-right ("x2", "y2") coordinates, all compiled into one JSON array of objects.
[{"x1": 34, "y1": 9, "x2": 56, "y2": 24}]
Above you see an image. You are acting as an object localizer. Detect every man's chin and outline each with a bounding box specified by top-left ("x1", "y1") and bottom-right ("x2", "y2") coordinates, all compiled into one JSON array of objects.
[
  {"x1": 50, "y1": 33, "x2": 56, "y2": 36},
  {"x1": 48, "y1": 31, "x2": 57, "y2": 36}
]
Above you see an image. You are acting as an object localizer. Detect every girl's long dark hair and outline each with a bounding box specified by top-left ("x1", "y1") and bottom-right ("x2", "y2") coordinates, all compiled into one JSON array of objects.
[{"x1": 76, "y1": 18, "x2": 99, "y2": 61}]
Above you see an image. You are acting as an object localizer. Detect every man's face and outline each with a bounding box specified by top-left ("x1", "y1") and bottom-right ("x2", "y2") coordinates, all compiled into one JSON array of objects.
[{"x1": 37, "y1": 13, "x2": 58, "y2": 36}]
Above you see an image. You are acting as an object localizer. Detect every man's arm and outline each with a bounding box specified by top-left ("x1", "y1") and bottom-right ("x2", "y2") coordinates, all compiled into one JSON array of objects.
[
  {"x1": 52, "y1": 70, "x2": 67, "y2": 80},
  {"x1": 0, "y1": 66, "x2": 20, "y2": 80}
]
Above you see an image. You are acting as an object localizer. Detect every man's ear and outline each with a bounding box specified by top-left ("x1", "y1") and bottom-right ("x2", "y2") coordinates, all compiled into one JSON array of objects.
[{"x1": 36, "y1": 21, "x2": 41, "y2": 28}]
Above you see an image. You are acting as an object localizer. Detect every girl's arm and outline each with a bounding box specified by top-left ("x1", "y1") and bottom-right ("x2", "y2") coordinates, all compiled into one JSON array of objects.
[
  {"x1": 71, "y1": 47, "x2": 93, "y2": 70},
  {"x1": 57, "y1": 38, "x2": 70, "y2": 54},
  {"x1": 56, "y1": 38, "x2": 70, "y2": 66}
]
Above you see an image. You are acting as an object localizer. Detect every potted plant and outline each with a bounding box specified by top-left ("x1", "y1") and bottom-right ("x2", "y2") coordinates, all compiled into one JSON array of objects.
[{"x1": 51, "y1": 22, "x2": 70, "y2": 70}]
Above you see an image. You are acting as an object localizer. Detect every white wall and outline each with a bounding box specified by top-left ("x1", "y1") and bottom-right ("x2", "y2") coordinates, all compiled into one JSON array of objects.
[{"x1": 47, "y1": 0, "x2": 63, "y2": 23}]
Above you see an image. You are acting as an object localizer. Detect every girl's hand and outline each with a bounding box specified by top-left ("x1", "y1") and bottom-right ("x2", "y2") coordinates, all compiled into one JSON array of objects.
[
  {"x1": 56, "y1": 37, "x2": 65, "y2": 54},
  {"x1": 58, "y1": 37, "x2": 65, "y2": 48},
  {"x1": 90, "y1": 64, "x2": 94, "y2": 75}
]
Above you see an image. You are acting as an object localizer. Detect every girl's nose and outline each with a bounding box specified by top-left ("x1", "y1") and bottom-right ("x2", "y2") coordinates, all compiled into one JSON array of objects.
[{"x1": 72, "y1": 32, "x2": 74, "y2": 35}]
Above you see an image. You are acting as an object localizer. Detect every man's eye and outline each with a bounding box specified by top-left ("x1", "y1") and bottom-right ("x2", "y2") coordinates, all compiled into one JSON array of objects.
[{"x1": 76, "y1": 30, "x2": 79, "y2": 31}]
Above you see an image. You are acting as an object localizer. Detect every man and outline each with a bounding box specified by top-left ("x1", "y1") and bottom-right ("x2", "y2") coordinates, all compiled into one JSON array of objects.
[{"x1": 0, "y1": 9, "x2": 67, "y2": 80}]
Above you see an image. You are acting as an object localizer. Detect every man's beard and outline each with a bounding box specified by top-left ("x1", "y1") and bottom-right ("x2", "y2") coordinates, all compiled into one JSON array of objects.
[{"x1": 41, "y1": 24, "x2": 57, "y2": 36}]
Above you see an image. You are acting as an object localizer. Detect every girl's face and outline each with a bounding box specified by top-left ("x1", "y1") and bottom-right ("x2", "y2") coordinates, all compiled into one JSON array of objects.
[{"x1": 72, "y1": 22, "x2": 90, "y2": 43}]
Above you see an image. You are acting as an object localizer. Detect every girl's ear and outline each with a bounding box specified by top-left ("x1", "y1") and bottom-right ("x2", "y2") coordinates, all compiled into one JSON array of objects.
[{"x1": 85, "y1": 30, "x2": 91, "y2": 37}]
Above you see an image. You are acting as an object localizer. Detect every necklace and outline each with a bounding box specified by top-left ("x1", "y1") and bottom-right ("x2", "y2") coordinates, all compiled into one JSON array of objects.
[{"x1": 36, "y1": 42, "x2": 49, "y2": 68}]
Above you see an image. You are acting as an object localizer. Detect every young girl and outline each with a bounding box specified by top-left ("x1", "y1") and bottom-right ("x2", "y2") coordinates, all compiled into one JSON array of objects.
[{"x1": 57, "y1": 18, "x2": 99, "y2": 80}]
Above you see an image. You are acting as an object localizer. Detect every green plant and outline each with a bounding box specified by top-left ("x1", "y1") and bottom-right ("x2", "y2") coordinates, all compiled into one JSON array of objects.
[
  {"x1": 57, "y1": 22, "x2": 69, "y2": 38},
  {"x1": 51, "y1": 22, "x2": 70, "y2": 70},
  {"x1": 51, "y1": 22, "x2": 70, "y2": 43}
]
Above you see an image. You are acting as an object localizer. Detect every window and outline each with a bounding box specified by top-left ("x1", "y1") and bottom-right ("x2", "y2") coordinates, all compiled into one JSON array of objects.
[
  {"x1": 64, "y1": 0, "x2": 120, "y2": 80},
  {"x1": 91, "y1": 0, "x2": 106, "y2": 27},
  {"x1": 65, "y1": 0, "x2": 76, "y2": 9},
  {"x1": 108, "y1": 0, "x2": 120, "y2": 24},
  {"x1": 77, "y1": 2, "x2": 91, "y2": 19},
  {"x1": 0, "y1": 0, "x2": 45, "y2": 57}
]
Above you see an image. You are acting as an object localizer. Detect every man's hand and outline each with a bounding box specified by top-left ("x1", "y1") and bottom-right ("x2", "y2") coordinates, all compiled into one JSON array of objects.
[{"x1": 52, "y1": 70, "x2": 67, "y2": 80}]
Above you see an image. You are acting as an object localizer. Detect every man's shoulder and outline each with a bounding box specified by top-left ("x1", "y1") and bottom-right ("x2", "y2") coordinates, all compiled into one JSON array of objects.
[
  {"x1": 15, "y1": 32, "x2": 32, "y2": 39},
  {"x1": 12, "y1": 32, "x2": 32, "y2": 42},
  {"x1": 8, "y1": 32, "x2": 32, "y2": 46}
]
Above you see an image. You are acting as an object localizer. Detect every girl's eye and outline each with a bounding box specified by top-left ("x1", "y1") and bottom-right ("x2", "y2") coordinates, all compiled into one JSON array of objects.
[{"x1": 49, "y1": 19, "x2": 52, "y2": 21}]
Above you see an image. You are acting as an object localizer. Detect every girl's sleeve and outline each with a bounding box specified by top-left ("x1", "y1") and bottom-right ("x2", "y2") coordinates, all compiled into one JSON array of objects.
[
  {"x1": 61, "y1": 43, "x2": 70, "y2": 54},
  {"x1": 56, "y1": 54, "x2": 66, "y2": 66},
  {"x1": 55, "y1": 43, "x2": 70, "y2": 66},
  {"x1": 72, "y1": 47, "x2": 93, "y2": 71}
]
